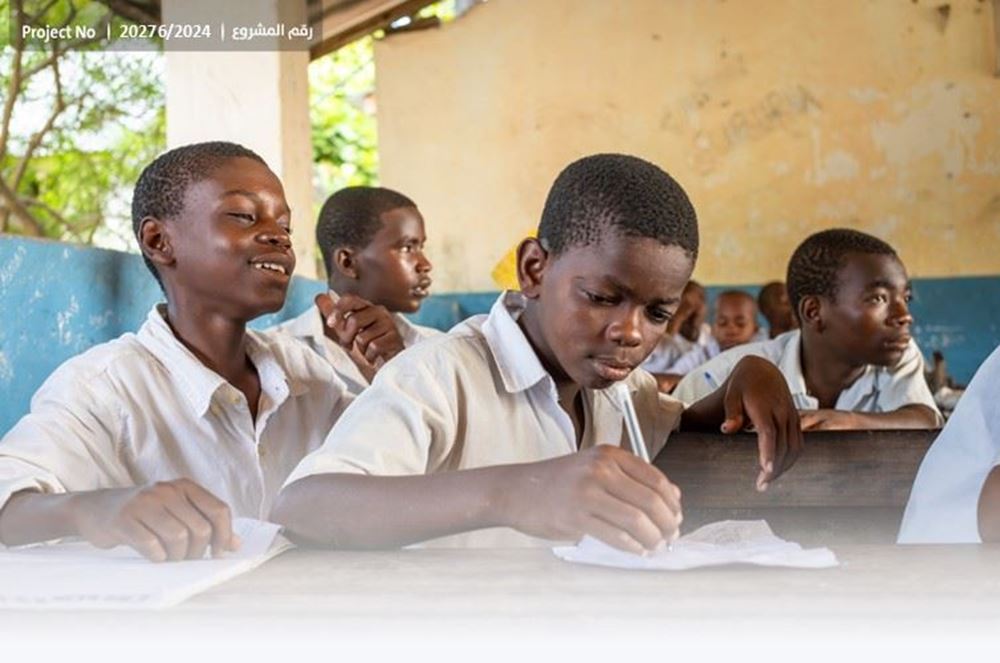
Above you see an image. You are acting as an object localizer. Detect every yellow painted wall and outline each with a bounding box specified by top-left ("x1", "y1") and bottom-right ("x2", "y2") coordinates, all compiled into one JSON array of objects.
[{"x1": 375, "y1": 0, "x2": 1000, "y2": 292}]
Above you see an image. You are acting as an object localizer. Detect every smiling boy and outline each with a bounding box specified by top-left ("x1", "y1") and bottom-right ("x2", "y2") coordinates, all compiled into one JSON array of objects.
[
  {"x1": 0, "y1": 142, "x2": 354, "y2": 561},
  {"x1": 272, "y1": 153, "x2": 802, "y2": 553},
  {"x1": 274, "y1": 187, "x2": 439, "y2": 395},
  {"x1": 674, "y1": 228, "x2": 942, "y2": 430}
]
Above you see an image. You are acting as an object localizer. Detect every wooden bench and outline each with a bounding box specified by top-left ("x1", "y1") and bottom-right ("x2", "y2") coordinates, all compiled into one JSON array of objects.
[{"x1": 654, "y1": 429, "x2": 938, "y2": 545}]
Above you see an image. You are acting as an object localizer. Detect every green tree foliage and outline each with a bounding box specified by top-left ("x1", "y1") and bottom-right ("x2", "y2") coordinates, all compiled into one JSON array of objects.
[
  {"x1": 0, "y1": 0, "x2": 164, "y2": 248},
  {"x1": 308, "y1": 0, "x2": 459, "y2": 200}
]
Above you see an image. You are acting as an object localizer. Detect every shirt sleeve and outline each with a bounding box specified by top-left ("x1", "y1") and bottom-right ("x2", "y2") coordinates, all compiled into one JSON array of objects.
[
  {"x1": 283, "y1": 349, "x2": 460, "y2": 486},
  {"x1": 665, "y1": 346, "x2": 710, "y2": 377},
  {"x1": 878, "y1": 340, "x2": 943, "y2": 424},
  {"x1": 898, "y1": 345, "x2": 1000, "y2": 543},
  {"x1": 0, "y1": 362, "x2": 131, "y2": 515},
  {"x1": 672, "y1": 351, "x2": 734, "y2": 406},
  {"x1": 629, "y1": 370, "x2": 685, "y2": 458}
]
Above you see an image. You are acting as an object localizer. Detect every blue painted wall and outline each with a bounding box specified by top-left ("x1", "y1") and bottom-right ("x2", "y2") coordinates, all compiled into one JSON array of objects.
[{"x1": 2, "y1": 236, "x2": 998, "y2": 434}]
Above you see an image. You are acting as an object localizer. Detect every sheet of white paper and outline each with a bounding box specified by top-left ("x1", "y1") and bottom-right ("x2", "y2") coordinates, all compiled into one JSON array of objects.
[
  {"x1": 552, "y1": 520, "x2": 838, "y2": 570},
  {"x1": 0, "y1": 518, "x2": 292, "y2": 609}
]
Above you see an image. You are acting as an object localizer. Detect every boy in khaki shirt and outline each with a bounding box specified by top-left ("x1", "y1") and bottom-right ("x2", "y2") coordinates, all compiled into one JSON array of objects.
[{"x1": 274, "y1": 153, "x2": 802, "y2": 553}]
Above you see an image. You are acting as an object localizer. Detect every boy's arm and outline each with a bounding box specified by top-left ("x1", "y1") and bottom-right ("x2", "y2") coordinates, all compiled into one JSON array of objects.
[
  {"x1": 272, "y1": 445, "x2": 682, "y2": 554},
  {"x1": 799, "y1": 404, "x2": 941, "y2": 431},
  {"x1": 0, "y1": 480, "x2": 239, "y2": 561},
  {"x1": 977, "y1": 466, "x2": 1000, "y2": 542},
  {"x1": 680, "y1": 355, "x2": 802, "y2": 491}
]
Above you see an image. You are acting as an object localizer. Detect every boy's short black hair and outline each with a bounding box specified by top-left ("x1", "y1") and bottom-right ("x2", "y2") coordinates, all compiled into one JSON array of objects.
[
  {"x1": 131, "y1": 141, "x2": 267, "y2": 286},
  {"x1": 537, "y1": 153, "x2": 698, "y2": 260},
  {"x1": 315, "y1": 186, "x2": 416, "y2": 276},
  {"x1": 757, "y1": 281, "x2": 785, "y2": 317},
  {"x1": 715, "y1": 289, "x2": 756, "y2": 310},
  {"x1": 786, "y1": 228, "x2": 897, "y2": 321}
]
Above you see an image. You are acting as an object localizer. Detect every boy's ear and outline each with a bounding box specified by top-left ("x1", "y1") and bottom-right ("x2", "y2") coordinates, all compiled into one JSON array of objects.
[
  {"x1": 516, "y1": 237, "x2": 549, "y2": 298},
  {"x1": 333, "y1": 247, "x2": 359, "y2": 280},
  {"x1": 799, "y1": 295, "x2": 824, "y2": 332},
  {"x1": 138, "y1": 217, "x2": 175, "y2": 268}
]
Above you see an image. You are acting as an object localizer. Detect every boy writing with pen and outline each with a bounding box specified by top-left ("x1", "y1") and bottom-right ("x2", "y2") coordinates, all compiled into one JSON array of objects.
[{"x1": 273, "y1": 153, "x2": 803, "y2": 553}]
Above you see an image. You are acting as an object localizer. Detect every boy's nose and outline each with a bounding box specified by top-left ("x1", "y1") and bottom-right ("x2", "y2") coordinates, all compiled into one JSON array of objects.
[
  {"x1": 416, "y1": 251, "x2": 432, "y2": 273},
  {"x1": 608, "y1": 308, "x2": 644, "y2": 347},
  {"x1": 889, "y1": 298, "x2": 913, "y2": 326},
  {"x1": 260, "y1": 229, "x2": 292, "y2": 250}
]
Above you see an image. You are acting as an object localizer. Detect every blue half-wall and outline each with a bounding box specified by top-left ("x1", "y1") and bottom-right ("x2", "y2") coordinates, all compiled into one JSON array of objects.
[{"x1": 2, "y1": 235, "x2": 998, "y2": 434}]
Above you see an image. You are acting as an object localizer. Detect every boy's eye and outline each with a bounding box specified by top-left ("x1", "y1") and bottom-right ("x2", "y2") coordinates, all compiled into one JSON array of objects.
[
  {"x1": 869, "y1": 293, "x2": 888, "y2": 304},
  {"x1": 647, "y1": 307, "x2": 672, "y2": 324},
  {"x1": 228, "y1": 212, "x2": 255, "y2": 223},
  {"x1": 584, "y1": 290, "x2": 618, "y2": 306}
]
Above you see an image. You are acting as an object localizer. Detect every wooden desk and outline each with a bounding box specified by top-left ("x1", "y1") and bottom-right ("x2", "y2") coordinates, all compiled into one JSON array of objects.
[
  {"x1": 656, "y1": 430, "x2": 938, "y2": 544},
  {"x1": 3, "y1": 545, "x2": 1000, "y2": 659}
]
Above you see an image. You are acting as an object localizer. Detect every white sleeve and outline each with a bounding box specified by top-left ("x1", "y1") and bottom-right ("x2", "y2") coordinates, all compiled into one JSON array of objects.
[
  {"x1": 879, "y1": 340, "x2": 942, "y2": 424},
  {"x1": 628, "y1": 370, "x2": 685, "y2": 458},
  {"x1": 0, "y1": 363, "x2": 131, "y2": 514},
  {"x1": 665, "y1": 346, "x2": 709, "y2": 377},
  {"x1": 283, "y1": 352, "x2": 460, "y2": 485},
  {"x1": 898, "y1": 345, "x2": 1000, "y2": 543},
  {"x1": 672, "y1": 354, "x2": 730, "y2": 406}
]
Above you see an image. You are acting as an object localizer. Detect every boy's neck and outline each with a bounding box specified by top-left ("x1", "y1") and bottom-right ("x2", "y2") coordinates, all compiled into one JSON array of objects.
[
  {"x1": 799, "y1": 332, "x2": 866, "y2": 408},
  {"x1": 163, "y1": 300, "x2": 252, "y2": 385},
  {"x1": 517, "y1": 304, "x2": 584, "y2": 439}
]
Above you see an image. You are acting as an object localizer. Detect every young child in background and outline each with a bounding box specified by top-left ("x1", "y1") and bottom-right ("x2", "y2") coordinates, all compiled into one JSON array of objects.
[
  {"x1": 674, "y1": 228, "x2": 942, "y2": 431},
  {"x1": 0, "y1": 142, "x2": 354, "y2": 561},
  {"x1": 665, "y1": 290, "x2": 760, "y2": 381},
  {"x1": 272, "y1": 153, "x2": 803, "y2": 553},
  {"x1": 273, "y1": 186, "x2": 440, "y2": 395},
  {"x1": 898, "y1": 344, "x2": 1000, "y2": 543},
  {"x1": 642, "y1": 279, "x2": 711, "y2": 390},
  {"x1": 757, "y1": 281, "x2": 797, "y2": 339}
]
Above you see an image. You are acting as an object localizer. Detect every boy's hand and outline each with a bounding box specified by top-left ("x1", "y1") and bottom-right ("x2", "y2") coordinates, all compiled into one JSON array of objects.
[
  {"x1": 70, "y1": 479, "x2": 240, "y2": 562},
  {"x1": 315, "y1": 293, "x2": 406, "y2": 366},
  {"x1": 799, "y1": 409, "x2": 858, "y2": 431},
  {"x1": 506, "y1": 446, "x2": 682, "y2": 554},
  {"x1": 717, "y1": 356, "x2": 803, "y2": 491}
]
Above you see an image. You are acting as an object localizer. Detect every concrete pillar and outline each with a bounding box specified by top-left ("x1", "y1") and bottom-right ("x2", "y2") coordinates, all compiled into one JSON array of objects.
[{"x1": 162, "y1": 0, "x2": 317, "y2": 277}]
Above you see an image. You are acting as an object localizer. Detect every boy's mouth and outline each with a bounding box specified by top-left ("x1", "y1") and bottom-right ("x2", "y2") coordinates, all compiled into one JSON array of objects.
[
  {"x1": 249, "y1": 254, "x2": 293, "y2": 278},
  {"x1": 411, "y1": 279, "x2": 432, "y2": 298},
  {"x1": 883, "y1": 335, "x2": 911, "y2": 352},
  {"x1": 591, "y1": 357, "x2": 635, "y2": 382}
]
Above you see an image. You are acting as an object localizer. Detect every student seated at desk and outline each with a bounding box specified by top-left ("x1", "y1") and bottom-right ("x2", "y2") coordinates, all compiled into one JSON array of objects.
[
  {"x1": 898, "y1": 345, "x2": 1000, "y2": 543},
  {"x1": 273, "y1": 186, "x2": 440, "y2": 396},
  {"x1": 757, "y1": 281, "x2": 797, "y2": 339},
  {"x1": 659, "y1": 290, "x2": 760, "y2": 389},
  {"x1": 641, "y1": 279, "x2": 710, "y2": 390},
  {"x1": 673, "y1": 228, "x2": 942, "y2": 431},
  {"x1": 0, "y1": 142, "x2": 353, "y2": 561},
  {"x1": 272, "y1": 153, "x2": 802, "y2": 553}
]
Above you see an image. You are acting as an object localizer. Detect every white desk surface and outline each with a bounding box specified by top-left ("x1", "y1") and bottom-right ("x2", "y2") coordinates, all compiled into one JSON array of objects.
[{"x1": 4, "y1": 545, "x2": 1000, "y2": 661}]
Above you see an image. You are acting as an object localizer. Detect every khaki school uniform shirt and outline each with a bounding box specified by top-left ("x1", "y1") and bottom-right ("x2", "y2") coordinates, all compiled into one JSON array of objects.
[
  {"x1": 0, "y1": 306, "x2": 354, "y2": 521},
  {"x1": 672, "y1": 329, "x2": 942, "y2": 424},
  {"x1": 284, "y1": 291, "x2": 685, "y2": 547},
  {"x1": 273, "y1": 297, "x2": 441, "y2": 397}
]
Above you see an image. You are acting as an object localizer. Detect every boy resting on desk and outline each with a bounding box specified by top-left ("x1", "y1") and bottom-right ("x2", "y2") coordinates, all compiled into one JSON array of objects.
[
  {"x1": 273, "y1": 186, "x2": 440, "y2": 395},
  {"x1": 898, "y1": 344, "x2": 1000, "y2": 543},
  {"x1": 272, "y1": 153, "x2": 802, "y2": 553},
  {"x1": 0, "y1": 142, "x2": 354, "y2": 561},
  {"x1": 673, "y1": 228, "x2": 942, "y2": 431}
]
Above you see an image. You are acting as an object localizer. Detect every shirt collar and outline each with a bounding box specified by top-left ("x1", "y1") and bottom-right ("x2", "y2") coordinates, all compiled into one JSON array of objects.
[
  {"x1": 136, "y1": 305, "x2": 297, "y2": 418},
  {"x1": 481, "y1": 291, "x2": 552, "y2": 394},
  {"x1": 776, "y1": 329, "x2": 810, "y2": 397}
]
